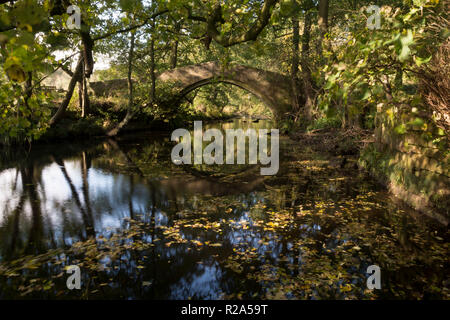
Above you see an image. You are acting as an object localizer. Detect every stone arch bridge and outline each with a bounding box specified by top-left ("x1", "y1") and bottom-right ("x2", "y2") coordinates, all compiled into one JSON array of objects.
[{"x1": 158, "y1": 62, "x2": 296, "y2": 120}]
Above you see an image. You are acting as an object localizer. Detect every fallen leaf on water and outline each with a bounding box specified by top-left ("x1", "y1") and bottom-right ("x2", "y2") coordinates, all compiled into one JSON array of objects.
[{"x1": 209, "y1": 243, "x2": 222, "y2": 247}]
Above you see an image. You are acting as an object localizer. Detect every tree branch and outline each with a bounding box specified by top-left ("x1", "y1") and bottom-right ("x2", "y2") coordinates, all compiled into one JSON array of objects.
[
  {"x1": 93, "y1": 10, "x2": 169, "y2": 41},
  {"x1": 200, "y1": 0, "x2": 279, "y2": 47}
]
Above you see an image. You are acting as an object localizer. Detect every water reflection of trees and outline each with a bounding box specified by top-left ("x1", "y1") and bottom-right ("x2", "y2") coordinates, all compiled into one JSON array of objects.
[
  {"x1": 0, "y1": 132, "x2": 448, "y2": 299},
  {"x1": 0, "y1": 137, "x2": 271, "y2": 280}
]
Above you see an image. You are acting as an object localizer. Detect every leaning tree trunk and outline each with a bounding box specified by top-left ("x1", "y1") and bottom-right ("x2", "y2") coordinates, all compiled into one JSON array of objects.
[
  {"x1": 49, "y1": 56, "x2": 83, "y2": 125},
  {"x1": 50, "y1": 18, "x2": 94, "y2": 126}
]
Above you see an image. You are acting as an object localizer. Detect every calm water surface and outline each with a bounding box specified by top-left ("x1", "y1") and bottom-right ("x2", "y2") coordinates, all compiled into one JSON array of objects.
[{"x1": 0, "y1": 120, "x2": 448, "y2": 299}]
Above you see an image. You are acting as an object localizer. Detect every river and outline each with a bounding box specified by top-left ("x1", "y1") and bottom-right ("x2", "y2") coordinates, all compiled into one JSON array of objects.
[{"x1": 0, "y1": 119, "x2": 448, "y2": 299}]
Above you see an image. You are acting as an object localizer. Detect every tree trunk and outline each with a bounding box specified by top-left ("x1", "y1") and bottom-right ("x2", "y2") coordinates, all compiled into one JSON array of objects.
[
  {"x1": 150, "y1": 36, "x2": 156, "y2": 101},
  {"x1": 301, "y1": 10, "x2": 314, "y2": 122},
  {"x1": 49, "y1": 57, "x2": 83, "y2": 125},
  {"x1": 127, "y1": 33, "x2": 135, "y2": 110},
  {"x1": 25, "y1": 71, "x2": 32, "y2": 100},
  {"x1": 82, "y1": 69, "x2": 90, "y2": 117},
  {"x1": 291, "y1": 17, "x2": 301, "y2": 117},
  {"x1": 79, "y1": 58, "x2": 92, "y2": 118},
  {"x1": 318, "y1": 0, "x2": 329, "y2": 59},
  {"x1": 107, "y1": 32, "x2": 136, "y2": 137},
  {"x1": 78, "y1": 79, "x2": 83, "y2": 117},
  {"x1": 170, "y1": 23, "x2": 181, "y2": 69},
  {"x1": 24, "y1": 71, "x2": 33, "y2": 112},
  {"x1": 170, "y1": 39, "x2": 178, "y2": 69}
]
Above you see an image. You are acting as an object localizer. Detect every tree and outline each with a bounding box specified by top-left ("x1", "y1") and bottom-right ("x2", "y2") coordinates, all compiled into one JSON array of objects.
[
  {"x1": 301, "y1": 8, "x2": 314, "y2": 122},
  {"x1": 317, "y1": 0, "x2": 329, "y2": 59},
  {"x1": 107, "y1": 30, "x2": 136, "y2": 137}
]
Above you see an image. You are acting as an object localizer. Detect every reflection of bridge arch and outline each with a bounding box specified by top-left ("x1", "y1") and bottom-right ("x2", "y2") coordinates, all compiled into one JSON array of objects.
[{"x1": 158, "y1": 62, "x2": 296, "y2": 120}]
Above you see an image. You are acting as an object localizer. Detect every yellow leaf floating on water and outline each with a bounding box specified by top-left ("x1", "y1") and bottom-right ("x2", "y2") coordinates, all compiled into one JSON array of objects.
[
  {"x1": 340, "y1": 284, "x2": 352, "y2": 292},
  {"x1": 192, "y1": 240, "x2": 203, "y2": 246},
  {"x1": 209, "y1": 243, "x2": 222, "y2": 247}
]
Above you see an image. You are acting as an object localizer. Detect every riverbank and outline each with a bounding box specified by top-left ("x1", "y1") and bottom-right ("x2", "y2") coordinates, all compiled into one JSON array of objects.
[
  {"x1": 290, "y1": 127, "x2": 449, "y2": 225},
  {"x1": 28, "y1": 111, "x2": 271, "y2": 144},
  {"x1": 27, "y1": 112, "x2": 238, "y2": 144}
]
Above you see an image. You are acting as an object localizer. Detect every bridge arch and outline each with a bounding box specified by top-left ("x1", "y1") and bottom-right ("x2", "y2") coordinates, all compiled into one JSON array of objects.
[
  {"x1": 180, "y1": 79, "x2": 274, "y2": 115},
  {"x1": 158, "y1": 62, "x2": 295, "y2": 120}
]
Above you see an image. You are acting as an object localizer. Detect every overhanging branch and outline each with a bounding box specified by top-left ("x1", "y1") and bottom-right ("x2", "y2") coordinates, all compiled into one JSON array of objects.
[{"x1": 204, "y1": 0, "x2": 279, "y2": 47}]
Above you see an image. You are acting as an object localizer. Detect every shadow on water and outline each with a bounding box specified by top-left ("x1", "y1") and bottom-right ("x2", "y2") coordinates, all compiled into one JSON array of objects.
[{"x1": 0, "y1": 120, "x2": 448, "y2": 299}]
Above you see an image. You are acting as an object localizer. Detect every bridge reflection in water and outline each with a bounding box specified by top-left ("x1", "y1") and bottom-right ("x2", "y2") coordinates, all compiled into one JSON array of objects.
[{"x1": 0, "y1": 120, "x2": 448, "y2": 299}]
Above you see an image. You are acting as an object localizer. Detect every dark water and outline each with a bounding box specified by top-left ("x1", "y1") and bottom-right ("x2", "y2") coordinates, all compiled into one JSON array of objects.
[{"x1": 0, "y1": 120, "x2": 448, "y2": 299}]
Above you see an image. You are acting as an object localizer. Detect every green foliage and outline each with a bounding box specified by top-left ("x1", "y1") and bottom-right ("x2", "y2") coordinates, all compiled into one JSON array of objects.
[
  {"x1": 0, "y1": 0, "x2": 447, "y2": 149},
  {"x1": 307, "y1": 117, "x2": 341, "y2": 132},
  {"x1": 194, "y1": 83, "x2": 229, "y2": 115},
  {"x1": 40, "y1": 116, "x2": 105, "y2": 141},
  {"x1": 0, "y1": 0, "x2": 75, "y2": 143},
  {"x1": 318, "y1": 0, "x2": 447, "y2": 130},
  {"x1": 278, "y1": 117, "x2": 296, "y2": 134},
  {"x1": 0, "y1": 73, "x2": 51, "y2": 143}
]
